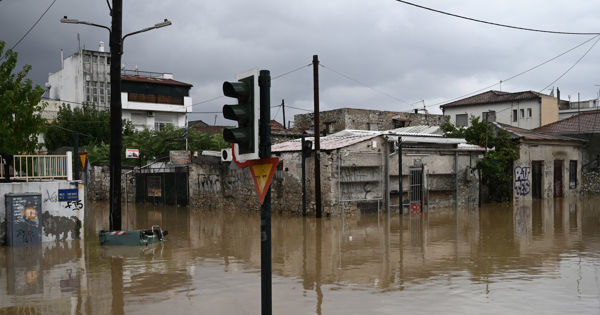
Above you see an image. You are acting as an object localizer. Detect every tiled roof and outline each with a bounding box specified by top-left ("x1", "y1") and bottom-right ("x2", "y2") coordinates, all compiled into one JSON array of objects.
[
  {"x1": 495, "y1": 122, "x2": 585, "y2": 143},
  {"x1": 534, "y1": 111, "x2": 600, "y2": 134},
  {"x1": 121, "y1": 75, "x2": 193, "y2": 87},
  {"x1": 440, "y1": 90, "x2": 547, "y2": 109}
]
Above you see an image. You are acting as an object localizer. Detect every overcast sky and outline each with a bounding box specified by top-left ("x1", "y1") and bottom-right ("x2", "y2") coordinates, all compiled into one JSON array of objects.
[{"x1": 2, "y1": 0, "x2": 600, "y2": 126}]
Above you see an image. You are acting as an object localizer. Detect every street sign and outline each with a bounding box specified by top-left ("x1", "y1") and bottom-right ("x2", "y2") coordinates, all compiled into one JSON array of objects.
[
  {"x1": 126, "y1": 148, "x2": 139, "y2": 159},
  {"x1": 58, "y1": 189, "x2": 79, "y2": 202},
  {"x1": 79, "y1": 152, "x2": 88, "y2": 171},
  {"x1": 249, "y1": 157, "x2": 279, "y2": 204}
]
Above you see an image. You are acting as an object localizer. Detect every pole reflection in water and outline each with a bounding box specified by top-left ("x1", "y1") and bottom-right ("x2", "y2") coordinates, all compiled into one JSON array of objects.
[{"x1": 0, "y1": 197, "x2": 599, "y2": 314}]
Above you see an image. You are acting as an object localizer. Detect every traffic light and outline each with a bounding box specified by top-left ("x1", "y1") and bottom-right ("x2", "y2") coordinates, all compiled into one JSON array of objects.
[{"x1": 222, "y1": 69, "x2": 259, "y2": 161}]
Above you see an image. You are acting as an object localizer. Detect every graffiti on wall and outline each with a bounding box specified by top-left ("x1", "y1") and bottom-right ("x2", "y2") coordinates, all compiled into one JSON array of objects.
[{"x1": 514, "y1": 166, "x2": 531, "y2": 196}]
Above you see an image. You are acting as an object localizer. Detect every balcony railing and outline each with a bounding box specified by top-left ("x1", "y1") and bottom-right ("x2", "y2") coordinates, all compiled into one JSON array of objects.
[{"x1": 11, "y1": 152, "x2": 73, "y2": 182}]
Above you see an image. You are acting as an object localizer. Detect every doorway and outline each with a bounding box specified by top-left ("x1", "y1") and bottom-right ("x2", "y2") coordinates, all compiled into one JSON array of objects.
[
  {"x1": 554, "y1": 160, "x2": 563, "y2": 198},
  {"x1": 532, "y1": 161, "x2": 542, "y2": 199}
]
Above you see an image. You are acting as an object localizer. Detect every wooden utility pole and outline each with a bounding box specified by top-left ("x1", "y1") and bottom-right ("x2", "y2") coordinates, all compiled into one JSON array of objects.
[
  {"x1": 109, "y1": 0, "x2": 123, "y2": 231},
  {"x1": 281, "y1": 99, "x2": 286, "y2": 129},
  {"x1": 313, "y1": 55, "x2": 322, "y2": 218}
]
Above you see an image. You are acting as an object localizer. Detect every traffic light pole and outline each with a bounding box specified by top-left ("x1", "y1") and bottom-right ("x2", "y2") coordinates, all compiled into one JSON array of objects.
[
  {"x1": 258, "y1": 70, "x2": 272, "y2": 315},
  {"x1": 109, "y1": 0, "x2": 123, "y2": 231}
]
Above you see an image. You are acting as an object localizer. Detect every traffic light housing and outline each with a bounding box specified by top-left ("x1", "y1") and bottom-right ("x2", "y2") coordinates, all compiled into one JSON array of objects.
[{"x1": 222, "y1": 69, "x2": 259, "y2": 161}]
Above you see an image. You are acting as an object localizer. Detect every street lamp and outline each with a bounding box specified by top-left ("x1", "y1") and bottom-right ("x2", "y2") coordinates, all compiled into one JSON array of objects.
[{"x1": 61, "y1": 4, "x2": 171, "y2": 231}]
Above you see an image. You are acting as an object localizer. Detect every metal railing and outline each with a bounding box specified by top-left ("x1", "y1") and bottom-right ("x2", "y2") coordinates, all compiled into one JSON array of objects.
[{"x1": 11, "y1": 152, "x2": 73, "y2": 182}]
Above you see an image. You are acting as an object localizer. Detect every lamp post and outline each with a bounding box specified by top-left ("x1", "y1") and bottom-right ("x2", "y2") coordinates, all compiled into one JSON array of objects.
[{"x1": 61, "y1": 2, "x2": 171, "y2": 231}]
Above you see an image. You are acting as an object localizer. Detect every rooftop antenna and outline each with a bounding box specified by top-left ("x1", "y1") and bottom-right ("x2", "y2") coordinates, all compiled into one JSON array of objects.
[
  {"x1": 77, "y1": 33, "x2": 81, "y2": 51},
  {"x1": 213, "y1": 114, "x2": 218, "y2": 126}
]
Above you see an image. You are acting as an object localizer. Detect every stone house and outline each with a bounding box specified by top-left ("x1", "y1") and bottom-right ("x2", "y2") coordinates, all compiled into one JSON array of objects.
[
  {"x1": 494, "y1": 123, "x2": 585, "y2": 202},
  {"x1": 292, "y1": 108, "x2": 444, "y2": 136}
]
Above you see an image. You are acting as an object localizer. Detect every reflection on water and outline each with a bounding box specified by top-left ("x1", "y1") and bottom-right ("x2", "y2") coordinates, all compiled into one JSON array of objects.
[{"x1": 1, "y1": 196, "x2": 600, "y2": 314}]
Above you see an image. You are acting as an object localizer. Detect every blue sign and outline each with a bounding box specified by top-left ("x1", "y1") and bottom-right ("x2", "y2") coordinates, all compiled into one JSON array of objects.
[{"x1": 58, "y1": 189, "x2": 79, "y2": 202}]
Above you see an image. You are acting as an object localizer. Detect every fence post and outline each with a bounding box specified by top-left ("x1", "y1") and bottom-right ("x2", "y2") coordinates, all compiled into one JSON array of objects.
[{"x1": 67, "y1": 151, "x2": 73, "y2": 181}]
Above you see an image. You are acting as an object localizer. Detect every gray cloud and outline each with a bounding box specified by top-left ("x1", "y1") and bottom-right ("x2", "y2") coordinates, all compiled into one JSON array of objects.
[{"x1": 2, "y1": 0, "x2": 599, "y2": 125}]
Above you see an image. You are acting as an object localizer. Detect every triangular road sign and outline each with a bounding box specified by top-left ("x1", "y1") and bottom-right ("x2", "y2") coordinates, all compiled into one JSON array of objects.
[
  {"x1": 79, "y1": 152, "x2": 88, "y2": 171},
  {"x1": 248, "y1": 157, "x2": 279, "y2": 204}
]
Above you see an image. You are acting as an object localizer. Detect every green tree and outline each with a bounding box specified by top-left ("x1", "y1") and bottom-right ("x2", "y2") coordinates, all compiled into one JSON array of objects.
[
  {"x1": 442, "y1": 116, "x2": 518, "y2": 202},
  {"x1": 0, "y1": 41, "x2": 46, "y2": 154},
  {"x1": 45, "y1": 103, "x2": 134, "y2": 151}
]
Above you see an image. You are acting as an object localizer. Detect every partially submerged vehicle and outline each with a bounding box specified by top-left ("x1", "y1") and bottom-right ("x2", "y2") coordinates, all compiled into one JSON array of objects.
[{"x1": 99, "y1": 225, "x2": 168, "y2": 246}]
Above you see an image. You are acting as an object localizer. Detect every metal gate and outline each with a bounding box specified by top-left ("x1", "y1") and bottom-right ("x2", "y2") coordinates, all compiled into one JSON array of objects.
[
  {"x1": 409, "y1": 167, "x2": 423, "y2": 213},
  {"x1": 133, "y1": 165, "x2": 189, "y2": 206}
]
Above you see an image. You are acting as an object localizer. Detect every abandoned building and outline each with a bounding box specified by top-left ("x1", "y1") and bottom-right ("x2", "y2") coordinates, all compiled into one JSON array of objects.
[
  {"x1": 493, "y1": 123, "x2": 585, "y2": 203},
  {"x1": 271, "y1": 126, "x2": 484, "y2": 215},
  {"x1": 292, "y1": 108, "x2": 444, "y2": 136}
]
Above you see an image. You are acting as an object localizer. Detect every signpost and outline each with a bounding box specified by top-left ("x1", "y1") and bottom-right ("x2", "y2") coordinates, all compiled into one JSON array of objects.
[
  {"x1": 125, "y1": 149, "x2": 139, "y2": 159},
  {"x1": 222, "y1": 69, "x2": 274, "y2": 315}
]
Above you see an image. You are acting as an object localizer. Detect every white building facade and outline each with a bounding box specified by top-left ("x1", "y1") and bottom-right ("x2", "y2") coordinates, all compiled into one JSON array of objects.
[
  {"x1": 45, "y1": 43, "x2": 191, "y2": 131},
  {"x1": 440, "y1": 90, "x2": 559, "y2": 130}
]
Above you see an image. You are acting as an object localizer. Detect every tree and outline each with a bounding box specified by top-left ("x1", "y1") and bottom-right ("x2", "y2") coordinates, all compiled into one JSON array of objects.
[
  {"x1": 442, "y1": 116, "x2": 518, "y2": 202},
  {"x1": 44, "y1": 103, "x2": 134, "y2": 152},
  {"x1": 0, "y1": 41, "x2": 46, "y2": 154}
]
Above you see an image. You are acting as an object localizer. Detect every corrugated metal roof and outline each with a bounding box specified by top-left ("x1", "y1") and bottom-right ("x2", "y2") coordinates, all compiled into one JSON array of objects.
[
  {"x1": 121, "y1": 75, "x2": 193, "y2": 87},
  {"x1": 495, "y1": 122, "x2": 585, "y2": 143},
  {"x1": 440, "y1": 90, "x2": 548, "y2": 109},
  {"x1": 534, "y1": 111, "x2": 600, "y2": 134},
  {"x1": 330, "y1": 125, "x2": 443, "y2": 138},
  {"x1": 272, "y1": 134, "x2": 378, "y2": 152}
]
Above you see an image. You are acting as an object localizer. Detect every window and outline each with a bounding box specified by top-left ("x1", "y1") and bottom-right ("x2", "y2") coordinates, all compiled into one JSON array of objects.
[
  {"x1": 513, "y1": 109, "x2": 518, "y2": 122},
  {"x1": 569, "y1": 160, "x2": 577, "y2": 188},
  {"x1": 482, "y1": 111, "x2": 496, "y2": 122},
  {"x1": 99, "y1": 56, "x2": 105, "y2": 64},
  {"x1": 520, "y1": 109, "x2": 525, "y2": 118},
  {"x1": 107, "y1": 57, "x2": 111, "y2": 65},
  {"x1": 456, "y1": 114, "x2": 468, "y2": 127},
  {"x1": 154, "y1": 122, "x2": 173, "y2": 131},
  {"x1": 92, "y1": 55, "x2": 98, "y2": 63},
  {"x1": 84, "y1": 55, "x2": 90, "y2": 63},
  {"x1": 527, "y1": 108, "x2": 532, "y2": 117}
]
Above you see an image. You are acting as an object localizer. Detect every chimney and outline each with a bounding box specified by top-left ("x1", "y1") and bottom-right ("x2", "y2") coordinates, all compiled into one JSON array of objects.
[{"x1": 98, "y1": 41, "x2": 105, "y2": 52}]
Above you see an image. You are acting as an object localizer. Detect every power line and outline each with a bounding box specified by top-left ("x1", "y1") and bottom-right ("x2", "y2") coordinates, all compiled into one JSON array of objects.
[
  {"x1": 540, "y1": 36, "x2": 600, "y2": 92},
  {"x1": 319, "y1": 63, "x2": 413, "y2": 107},
  {"x1": 10, "y1": 0, "x2": 57, "y2": 51},
  {"x1": 190, "y1": 63, "x2": 311, "y2": 108},
  {"x1": 394, "y1": 0, "x2": 600, "y2": 35},
  {"x1": 285, "y1": 105, "x2": 312, "y2": 112},
  {"x1": 434, "y1": 35, "x2": 600, "y2": 107}
]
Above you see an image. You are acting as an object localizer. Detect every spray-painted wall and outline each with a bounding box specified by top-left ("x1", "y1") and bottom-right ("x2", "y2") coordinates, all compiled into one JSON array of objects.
[
  {"x1": 0, "y1": 181, "x2": 85, "y2": 245},
  {"x1": 513, "y1": 142, "x2": 583, "y2": 203}
]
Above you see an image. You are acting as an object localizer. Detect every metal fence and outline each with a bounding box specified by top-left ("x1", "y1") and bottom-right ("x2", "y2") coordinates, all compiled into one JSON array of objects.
[{"x1": 11, "y1": 153, "x2": 72, "y2": 182}]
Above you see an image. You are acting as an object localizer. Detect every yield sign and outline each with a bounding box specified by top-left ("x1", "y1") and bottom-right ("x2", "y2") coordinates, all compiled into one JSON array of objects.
[
  {"x1": 248, "y1": 157, "x2": 279, "y2": 204},
  {"x1": 79, "y1": 152, "x2": 88, "y2": 171}
]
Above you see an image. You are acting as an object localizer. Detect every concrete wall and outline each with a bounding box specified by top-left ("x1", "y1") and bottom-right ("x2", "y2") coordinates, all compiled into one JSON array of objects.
[
  {"x1": 293, "y1": 108, "x2": 444, "y2": 134},
  {"x1": 540, "y1": 95, "x2": 559, "y2": 127},
  {"x1": 513, "y1": 142, "x2": 582, "y2": 203},
  {"x1": 0, "y1": 181, "x2": 85, "y2": 245}
]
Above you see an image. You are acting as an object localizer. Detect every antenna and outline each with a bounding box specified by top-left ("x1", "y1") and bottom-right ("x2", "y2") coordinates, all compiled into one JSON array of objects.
[{"x1": 77, "y1": 33, "x2": 81, "y2": 51}]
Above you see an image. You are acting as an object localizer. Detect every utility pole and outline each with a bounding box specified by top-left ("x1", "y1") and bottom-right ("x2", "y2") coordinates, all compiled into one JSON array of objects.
[
  {"x1": 109, "y1": 0, "x2": 123, "y2": 231},
  {"x1": 313, "y1": 55, "x2": 322, "y2": 218},
  {"x1": 281, "y1": 99, "x2": 286, "y2": 129},
  {"x1": 258, "y1": 70, "x2": 272, "y2": 315}
]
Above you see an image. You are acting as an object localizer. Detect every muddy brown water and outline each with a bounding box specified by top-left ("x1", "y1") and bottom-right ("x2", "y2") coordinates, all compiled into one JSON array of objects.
[{"x1": 1, "y1": 197, "x2": 600, "y2": 314}]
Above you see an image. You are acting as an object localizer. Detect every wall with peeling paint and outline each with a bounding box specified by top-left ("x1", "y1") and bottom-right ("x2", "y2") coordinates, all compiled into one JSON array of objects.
[{"x1": 0, "y1": 181, "x2": 85, "y2": 245}]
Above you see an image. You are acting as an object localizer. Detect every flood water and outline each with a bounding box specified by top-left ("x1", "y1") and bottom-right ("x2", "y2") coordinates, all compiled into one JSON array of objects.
[{"x1": 1, "y1": 197, "x2": 600, "y2": 314}]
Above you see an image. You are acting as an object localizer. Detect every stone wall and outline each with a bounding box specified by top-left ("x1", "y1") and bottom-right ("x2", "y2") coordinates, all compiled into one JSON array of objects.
[
  {"x1": 583, "y1": 170, "x2": 600, "y2": 194},
  {"x1": 293, "y1": 108, "x2": 445, "y2": 134},
  {"x1": 88, "y1": 165, "x2": 135, "y2": 201}
]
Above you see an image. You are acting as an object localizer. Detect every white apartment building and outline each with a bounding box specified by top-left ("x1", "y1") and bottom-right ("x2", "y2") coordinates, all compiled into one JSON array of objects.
[
  {"x1": 45, "y1": 42, "x2": 192, "y2": 131},
  {"x1": 440, "y1": 90, "x2": 560, "y2": 130}
]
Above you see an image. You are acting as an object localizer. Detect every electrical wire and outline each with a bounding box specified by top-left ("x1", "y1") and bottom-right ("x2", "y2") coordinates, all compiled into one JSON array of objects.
[
  {"x1": 540, "y1": 36, "x2": 600, "y2": 92},
  {"x1": 285, "y1": 105, "x2": 312, "y2": 112},
  {"x1": 10, "y1": 0, "x2": 57, "y2": 51},
  {"x1": 272, "y1": 63, "x2": 311, "y2": 80},
  {"x1": 394, "y1": 0, "x2": 600, "y2": 35},
  {"x1": 434, "y1": 34, "x2": 600, "y2": 108},
  {"x1": 319, "y1": 63, "x2": 413, "y2": 106}
]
